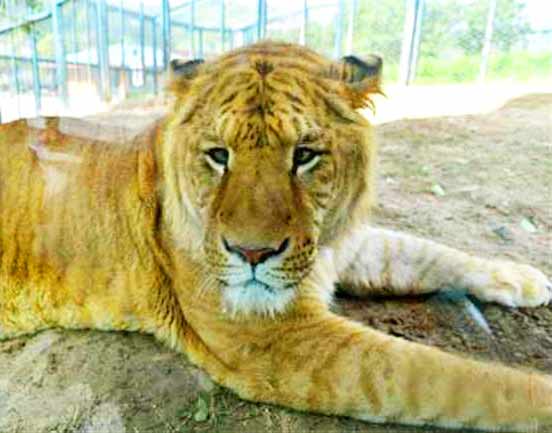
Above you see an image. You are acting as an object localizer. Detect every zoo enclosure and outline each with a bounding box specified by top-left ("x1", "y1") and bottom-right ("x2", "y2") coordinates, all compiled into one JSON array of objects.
[{"x1": 0, "y1": 0, "x2": 550, "y2": 123}]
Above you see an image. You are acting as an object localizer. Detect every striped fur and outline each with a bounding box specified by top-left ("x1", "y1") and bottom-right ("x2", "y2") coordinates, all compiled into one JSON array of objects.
[{"x1": 0, "y1": 42, "x2": 551, "y2": 431}]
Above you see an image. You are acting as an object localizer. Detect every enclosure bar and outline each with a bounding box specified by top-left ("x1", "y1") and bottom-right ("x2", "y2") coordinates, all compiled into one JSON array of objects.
[
  {"x1": 140, "y1": 2, "x2": 146, "y2": 85},
  {"x1": 29, "y1": 22, "x2": 42, "y2": 114},
  {"x1": 120, "y1": 0, "x2": 126, "y2": 69},
  {"x1": 479, "y1": 0, "x2": 497, "y2": 82},
  {"x1": 263, "y1": 0, "x2": 268, "y2": 39},
  {"x1": 399, "y1": 0, "x2": 423, "y2": 85},
  {"x1": 0, "y1": 54, "x2": 82, "y2": 64},
  {"x1": 408, "y1": 0, "x2": 424, "y2": 83},
  {"x1": 7, "y1": 0, "x2": 21, "y2": 118},
  {"x1": 220, "y1": 0, "x2": 226, "y2": 51},
  {"x1": 85, "y1": 0, "x2": 93, "y2": 83},
  {"x1": 399, "y1": 0, "x2": 415, "y2": 85},
  {"x1": 299, "y1": 0, "x2": 308, "y2": 45},
  {"x1": 256, "y1": 0, "x2": 267, "y2": 40},
  {"x1": 171, "y1": 21, "x2": 207, "y2": 32},
  {"x1": 345, "y1": 0, "x2": 357, "y2": 54},
  {"x1": 237, "y1": 4, "x2": 328, "y2": 33},
  {"x1": 333, "y1": 0, "x2": 345, "y2": 58},
  {"x1": 256, "y1": 0, "x2": 261, "y2": 40},
  {"x1": 198, "y1": 28, "x2": 204, "y2": 58},
  {"x1": 119, "y1": 0, "x2": 126, "y2": 98},
  {"x1": 96, "y1": 0, "x2": 111, "y2": 101},
  {"x1": 167, "y1": 18, "x2": 223, "y2": 33},
  {"x1": 8, "y1": 41, "x2": 19, "y2": 99},
  {"x1": 228, "y1": 29, "x2": 233, "y2": 49},
  {"x1": 70, "y1": 0, "x2": 78, "y2": 57},
  {"x1": 170, "y1": 0, "x2": 210, "y2": 14},
  {"x1": 51, "y1": 0, "x2": 68, "y2": 106},
  {"x1": 0, "y1": 0, "x2": 68, "y2": 36},
  {"x1": 0, "y1": 54, "x2": 116, "y2": 68},
  {"x1": 161, "y1": 0, "x2": 171, "y2": 68},
  {"x1": 190, "y1": 0, "x2": 196, "y2": 57},
  {"x1": 153, "y1": 17, "x2": 159, "y2": 95}
]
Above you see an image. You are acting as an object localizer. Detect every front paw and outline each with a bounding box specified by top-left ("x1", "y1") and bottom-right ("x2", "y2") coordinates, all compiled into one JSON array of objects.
[{"x1": 467, "y1": 261, "x2": 552, "y2": 307}]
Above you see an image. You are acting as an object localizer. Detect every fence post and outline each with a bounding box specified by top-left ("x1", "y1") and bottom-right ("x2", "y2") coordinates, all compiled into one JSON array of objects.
[
  {"x1": 198, "y1": 28, "x2": 204, "y2": 57},
  {"x1": 140, "y1": 2, "x2": 146, "y2": 86},
  {"x1": 263, "y1": 0, "x2": 268, "y2": 38},
  {"x1": 228, "y1": 29, "x2": 234, "y2": 49},
  {"x1": 220, "y1": 0, "x2": 226, "y2": 51},
  {"x1": 153, "y1": 17, "x2": 159, "y2": 95},
  {"x1": 399, "y1": 0, "x2": 424, "y2": 85},
  {"x1": 51, "y1": 0, "x2": 68, "y2": 106},
  {"x1": 120, "y1": 0, "x2": 126, "y2": 70},
  {"x1": 29, "y1": 22, "x2": 42, "y2": 114},
  {"x1": 345, "y1": 0, "x2": 357, "y2": 54},
  {"x1": 333, "y1": 0, "x2": 345, "y2": 58},
  {"x1": 479, "y1": 0, "x2": 497, "y2": 82},
  {"x1": 256, "y1": 0, "x2": 266, "y2": 40},
  {"x1": 190, "y1": 0, "x2": 196, "y2": 57},
  {"x1": 96, "y1": 0, "x2": 111, "y2": 102},
  {"x1": 85, "y1": 0, "x2": 93, "y2": 83},
  {"x1": 161, "y1": 0, "x2": 171, "y2": 68},
  {"x1": 409, "y1": 0, "x2": 424, "y2": 82},
  {"x1": 6, "y1": 0, "x2": 21, "y2": 120},
  {"x1": 70, "y1": 0, "x2": 78, "y2": 56},
  {"x1": 299, "y1": 0, "x2": 308, "y2": 45},
  {"x1": 118, "y1": 0, "x2": 128, "y2": 99}
]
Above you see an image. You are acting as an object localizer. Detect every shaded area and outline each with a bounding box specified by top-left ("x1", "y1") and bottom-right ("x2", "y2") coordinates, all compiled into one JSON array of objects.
[{"x1": 1, "y1": 93, "x2": 551, "y2": 433}]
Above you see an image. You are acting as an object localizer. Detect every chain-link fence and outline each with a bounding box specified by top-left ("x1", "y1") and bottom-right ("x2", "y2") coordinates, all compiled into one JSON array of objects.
[{"x1": 0, "y1": 0, "x2": 550, "y2": 123}]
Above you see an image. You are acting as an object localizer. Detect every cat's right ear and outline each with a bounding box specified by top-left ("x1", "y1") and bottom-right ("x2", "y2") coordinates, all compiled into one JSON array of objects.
[{"x1": 167, "y1": 59, "x2": 204, "y2": 94}]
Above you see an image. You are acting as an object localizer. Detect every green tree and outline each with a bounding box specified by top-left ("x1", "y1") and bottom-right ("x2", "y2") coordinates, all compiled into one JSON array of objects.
[
  {"x1": 420, "y1": 0, "x2": 530, "y2": 58},
  {"x1": 354, "y1": 0, "x2": 405, "y2": 63}
]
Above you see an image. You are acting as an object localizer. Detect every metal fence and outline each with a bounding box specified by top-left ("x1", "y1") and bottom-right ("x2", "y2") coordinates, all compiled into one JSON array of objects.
[{"x1": 0, "y1": 0, "x2": 550, "y2": 123}]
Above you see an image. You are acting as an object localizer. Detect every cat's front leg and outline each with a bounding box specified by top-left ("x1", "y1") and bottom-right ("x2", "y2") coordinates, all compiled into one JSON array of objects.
[
  {"x1": 185, "y1": 311, "x2": 552, "y2": 432},
  {"x1": 333, "y1": 226, "x2": 551, "y2": 307}
]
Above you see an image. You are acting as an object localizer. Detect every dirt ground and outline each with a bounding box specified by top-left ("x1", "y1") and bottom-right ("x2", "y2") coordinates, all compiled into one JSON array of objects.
[{"x1": 1, "y1": 92, "x2": 551, "y2": 433}]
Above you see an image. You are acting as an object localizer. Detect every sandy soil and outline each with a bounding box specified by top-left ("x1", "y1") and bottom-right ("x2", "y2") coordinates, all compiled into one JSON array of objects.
[{"x1": 1, "y1": 92, "x2": 551, "y2": 433}]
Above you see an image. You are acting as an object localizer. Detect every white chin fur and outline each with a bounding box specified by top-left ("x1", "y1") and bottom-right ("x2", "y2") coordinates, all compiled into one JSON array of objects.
[{"x1": 222, "y1": 281, "x2": 296, "y2": 317}]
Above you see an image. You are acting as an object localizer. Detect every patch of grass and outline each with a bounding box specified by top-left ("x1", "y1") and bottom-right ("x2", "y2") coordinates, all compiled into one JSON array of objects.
[
  {"x1": 415, "y1": 51, "x2": 552, "y2": 84},
  {"x1": 174, "y1": 389, "x2": 246, "y2": 433},
  {"x1": 488, "y1": 51, "x2": 552, "y2": 81}
]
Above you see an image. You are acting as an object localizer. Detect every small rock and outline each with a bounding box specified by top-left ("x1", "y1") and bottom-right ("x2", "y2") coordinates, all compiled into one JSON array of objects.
[
  {"x1": 491, "y1": 225, "x2": 513, "y2": 242},
  {"x1": 520, "y1": 217, "x2": 537, "y2": 233},
  {"x1": 80, "y1": 403, "x2": 126, "y2": 433},
  {"x1": 431, "y1": 183, "x2": 446, "y2": 197}
]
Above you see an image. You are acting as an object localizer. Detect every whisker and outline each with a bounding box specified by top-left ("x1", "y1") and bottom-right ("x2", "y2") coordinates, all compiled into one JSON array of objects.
[{"x1": 195, "y1": 273, "x2": 217, "y2": 299}]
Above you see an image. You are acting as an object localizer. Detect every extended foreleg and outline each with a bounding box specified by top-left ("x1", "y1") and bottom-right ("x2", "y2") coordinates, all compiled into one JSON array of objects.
[
  {"x1": 191, "y1": 313, "x2": 552, "y2": 432},
  {"x1": 334, "y1": 226, "x2": 551, "y2": 307}
]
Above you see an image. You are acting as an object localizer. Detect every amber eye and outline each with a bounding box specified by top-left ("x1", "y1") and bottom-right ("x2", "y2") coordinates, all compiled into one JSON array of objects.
[
  {"x1": 293, "y1": 147, "x2": 321, "y2": 174},
  {"x1": 205, "y1": 148, "x2": 229, "y2": 167}
]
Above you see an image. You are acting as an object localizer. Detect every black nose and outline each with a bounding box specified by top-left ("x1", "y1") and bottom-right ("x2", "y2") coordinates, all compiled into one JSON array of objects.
[{"x1": 223, "y1": 238, "x2": 289, "y2": 265}]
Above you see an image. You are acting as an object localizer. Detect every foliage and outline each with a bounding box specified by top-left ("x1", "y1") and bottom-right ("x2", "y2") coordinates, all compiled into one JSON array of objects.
[
  {"x1": 0, "y1": 0, "x2": 45, "y2": 19},
  {"x1": 353, "y1": 0, "x2": 405, "y2": 63},
  {"x1": 420, "y1": 0, "x2": 531, "y2": 58},
  {"x1": 416, "y1": 50, "x2": 552, "y2": 83}
]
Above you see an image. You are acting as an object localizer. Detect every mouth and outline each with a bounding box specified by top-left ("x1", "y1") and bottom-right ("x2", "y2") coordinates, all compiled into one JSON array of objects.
[
  {"x1": 222, "y1": 276, "x2": 296, "y2": 293},
  {"x1": 220, "y1": 277, "x2": 297, "y2": 316},
  {"x1": 244, "y1": 278, "x2": 275, "y2": 293}
]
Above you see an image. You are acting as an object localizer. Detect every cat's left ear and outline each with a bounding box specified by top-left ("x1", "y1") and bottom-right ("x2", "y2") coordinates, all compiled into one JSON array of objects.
[{"x1": 330, "y1": 54, "x2": 383, "y2": 109}]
